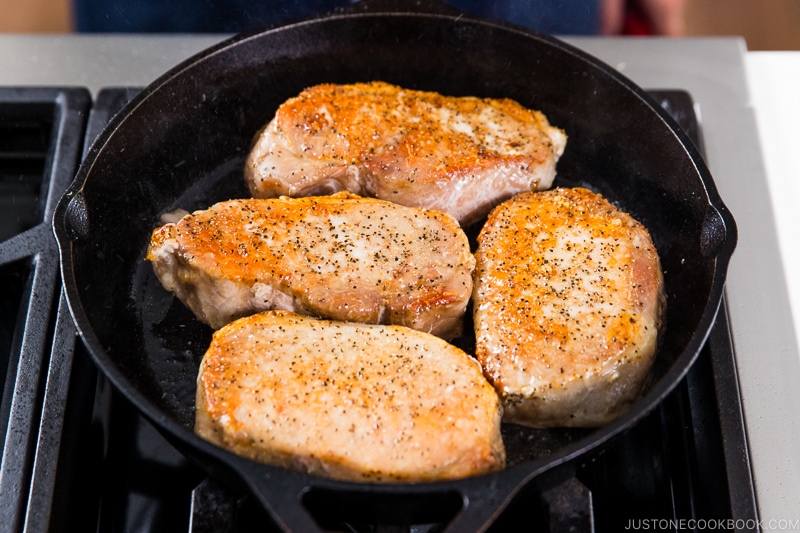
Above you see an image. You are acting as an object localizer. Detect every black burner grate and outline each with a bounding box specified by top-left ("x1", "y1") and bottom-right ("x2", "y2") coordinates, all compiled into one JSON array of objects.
[
  {"x1": 0, "y1": 87, "x2": 758, "y2": 532},
  {"x1": 0, "y1": 87, "x2": 90, "y2": 532}
]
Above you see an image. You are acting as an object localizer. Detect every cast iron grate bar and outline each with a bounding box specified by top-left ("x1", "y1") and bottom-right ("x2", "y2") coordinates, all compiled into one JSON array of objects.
[
  {"x1": 0, "y1": 87, "x2": 90, "y2": 533},
  {"x1": 703, "y1": 300, "x2": 759, "y2": 525}
]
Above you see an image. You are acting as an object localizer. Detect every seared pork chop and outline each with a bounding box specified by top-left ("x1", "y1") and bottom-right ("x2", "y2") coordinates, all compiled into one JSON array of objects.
[
  {"x1": 146, "y1": 192, "x2": 474, "y2": 338},
  {"x1": 473, "y1": 187, "x2": 665, "y2": 427},
  {"x1": 245, "y1": 81, "x2": 567, "y2": 226},
  {"x1": 195, "y1": 310, "x2": 506, "y2": 482}
]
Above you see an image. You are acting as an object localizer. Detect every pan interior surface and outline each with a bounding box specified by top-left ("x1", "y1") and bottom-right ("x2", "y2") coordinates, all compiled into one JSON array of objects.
[{"x1": 63, "y1": 14, "x2": 732, "y2": 477}]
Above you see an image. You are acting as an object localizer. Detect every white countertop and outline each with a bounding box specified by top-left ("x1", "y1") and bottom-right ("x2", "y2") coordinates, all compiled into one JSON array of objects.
[
  {"x1": 2, "y1": 33, "x2": 799, "y2": 524},
  {"x1": 743, "y1": 52, "x2": 800, "y2": 524},
  {"x1": 746, "y1": 52, "x2": 800, "y2": 353}
]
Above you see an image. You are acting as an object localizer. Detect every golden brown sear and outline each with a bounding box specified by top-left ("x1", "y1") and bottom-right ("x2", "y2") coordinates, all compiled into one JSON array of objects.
[
  {"x1": 146, "y1": 192, "x2": 474, "y2": 338},
  {"x1": 195, "y1": 311, "x2": 506, "y2": 482},
  {"x1": 245, "y1": 81, "x2": 566, "y2": 225},
  {"x1": 473, "y1": 187, "x2": 665, "y2": 427}
]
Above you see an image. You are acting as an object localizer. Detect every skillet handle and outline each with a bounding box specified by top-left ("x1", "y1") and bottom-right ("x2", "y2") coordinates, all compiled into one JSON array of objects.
[
  {"x1": 233, "y1": 462, "x2": 324, "y2": 532},
  {"x1": 234, "y1": 457, "x2": 535, "y2": 532},
  {"x1": 438, "y1": 469, "x2": 533, "y2": 533}
]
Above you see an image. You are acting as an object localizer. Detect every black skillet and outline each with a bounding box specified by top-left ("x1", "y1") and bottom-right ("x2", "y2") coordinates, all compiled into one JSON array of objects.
[{"x1": 53, "y1": 3, "x2": 736, "y2": 531}]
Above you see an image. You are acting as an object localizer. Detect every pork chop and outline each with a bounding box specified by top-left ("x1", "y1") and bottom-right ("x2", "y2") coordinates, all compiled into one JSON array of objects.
[
  {"x1": 244, "y1": 81, "x2": 567, "y2": 226},
  {"x1": 472, "y1": 187, "x2": 665, "y2": 427},
  {"x1": 195, "y1": 310, "x2": 506, "y2": 482},
  {"x1": 146, "y1": 192, "x2": 474, "y2": 338}
]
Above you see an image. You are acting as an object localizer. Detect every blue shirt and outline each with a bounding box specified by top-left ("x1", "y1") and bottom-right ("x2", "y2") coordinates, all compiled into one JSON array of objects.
[{"x1": 74, "y1": 0, "x2": 600, "y2": 35}]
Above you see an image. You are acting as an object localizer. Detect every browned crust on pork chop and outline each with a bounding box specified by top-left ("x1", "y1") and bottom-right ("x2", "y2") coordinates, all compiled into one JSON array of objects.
[
  {"x1": 245, "y1": 81, "x2": 566, "y2": 225},
  {"x1": 195, "y1": 310, "x2": 506, "y2": 482},
  {"x1": 473, "y1": 187, "x2": 665, "y2": 427},
  {"x1": 146, "y1": 192, "x2": 474, "y2": 338}
]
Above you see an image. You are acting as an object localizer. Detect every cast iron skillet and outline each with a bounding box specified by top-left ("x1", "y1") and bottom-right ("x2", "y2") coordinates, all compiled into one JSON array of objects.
[{"x1": 54, "y1": 4, "x2": 736, "y2": 531}]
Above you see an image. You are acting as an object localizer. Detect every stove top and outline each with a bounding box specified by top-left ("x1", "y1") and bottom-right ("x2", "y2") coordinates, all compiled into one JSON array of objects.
[{"x1": 0, "y1": 85, "x2": 759, "y2": 531}]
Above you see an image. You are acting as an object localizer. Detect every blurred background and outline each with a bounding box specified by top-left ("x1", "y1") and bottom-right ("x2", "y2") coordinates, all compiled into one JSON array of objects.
[{"x1": 1, "y1": 0, "x2": 799, "y2": 50}]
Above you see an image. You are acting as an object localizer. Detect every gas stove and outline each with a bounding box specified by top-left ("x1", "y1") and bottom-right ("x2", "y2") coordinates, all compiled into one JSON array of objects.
[
  {"x1": 1, "y1": 35, "x2": 797, "y2": 531},
  {"x1": 0, "y1": 82, "x2": 758, "y2": 532}
]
